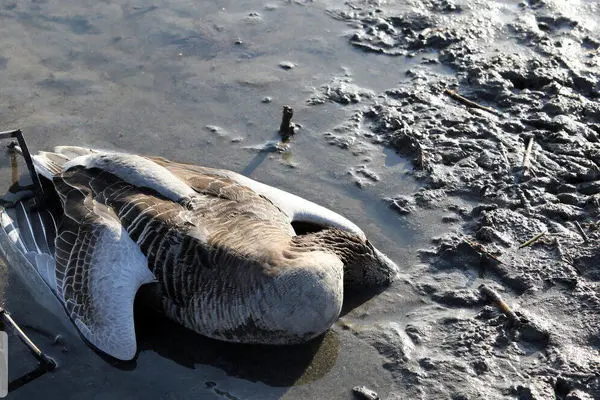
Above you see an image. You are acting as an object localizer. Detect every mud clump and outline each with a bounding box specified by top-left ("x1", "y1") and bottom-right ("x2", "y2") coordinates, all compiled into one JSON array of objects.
[
  {"x1": 324, "y1": 0, "x2": 600, "y2": 398},
  {"x1": 386, "y1": 194, "x2": 415, "y2": 215},
  {"x1": 307, "y1": 76, "x2": 374, "y2": 105}
]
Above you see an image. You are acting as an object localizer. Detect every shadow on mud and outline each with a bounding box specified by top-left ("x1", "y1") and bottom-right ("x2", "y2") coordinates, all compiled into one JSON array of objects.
[
  {"x1": 124, "y1": 299, "x2": 340, "y2": 387},
  {"x1": 115, "y1": 284, "x2": 386, "y2": 387}
]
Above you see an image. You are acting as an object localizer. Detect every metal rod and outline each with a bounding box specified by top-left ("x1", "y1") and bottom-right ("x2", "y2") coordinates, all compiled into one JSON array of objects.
[
  {"x1": 0, "y1": 129, "x2": 22, "y2": 139},
  {"x1": 0, "y1": 129, "x2": 45, "y2": 207},
  {"x1": 13, "y1": 130, "x2": 45, "y2": 207},
  {"x1": 0, "y1": 308, "x2": 56, "y2": 370}
]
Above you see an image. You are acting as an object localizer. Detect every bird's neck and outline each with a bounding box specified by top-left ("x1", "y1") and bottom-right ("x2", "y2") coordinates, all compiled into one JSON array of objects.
[{"x1": 289, "y1": 228, "x2": 361, "y2": 264}]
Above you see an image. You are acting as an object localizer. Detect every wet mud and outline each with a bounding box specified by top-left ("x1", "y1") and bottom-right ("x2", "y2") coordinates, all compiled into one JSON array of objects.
[
  {"x1": 0, "y1": 0, "x2": 599, "y2": 399},
  {"x1": 322, "y1": 0, "x2": 600, "y2": 398}
]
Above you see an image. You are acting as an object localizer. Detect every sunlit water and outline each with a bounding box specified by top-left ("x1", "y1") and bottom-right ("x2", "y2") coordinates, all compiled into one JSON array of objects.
[{"x1": 0, "y1": 1, "x2": 453, "y2": 398}]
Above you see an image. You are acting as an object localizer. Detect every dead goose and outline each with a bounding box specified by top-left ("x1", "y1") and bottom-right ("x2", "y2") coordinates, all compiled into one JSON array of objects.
[{"x1": 0, "y1": 146, "x2": 399, "y2": 360}]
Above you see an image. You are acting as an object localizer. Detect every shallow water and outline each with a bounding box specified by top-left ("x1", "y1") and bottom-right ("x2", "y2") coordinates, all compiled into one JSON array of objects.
[{"x1": 0, "y1": 1, "x2": 451, "y2": 399}]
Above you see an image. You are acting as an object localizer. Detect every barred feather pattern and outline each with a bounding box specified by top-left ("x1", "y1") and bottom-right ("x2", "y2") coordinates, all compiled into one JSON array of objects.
[
  {"x1": 42, "y1": 145, "x2": 401, "y2": 349},
  {"x1": 53, "y1": 163, "x2": 347, "y2": 343}
]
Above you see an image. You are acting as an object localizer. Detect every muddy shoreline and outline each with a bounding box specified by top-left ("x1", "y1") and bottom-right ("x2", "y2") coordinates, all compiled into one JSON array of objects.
[
  {"x1": 0, "y1": 0, "x2": 599, "y2": 399},
  {"x1": 322, "y1": 0, "x2": 600, "y2": 398}
]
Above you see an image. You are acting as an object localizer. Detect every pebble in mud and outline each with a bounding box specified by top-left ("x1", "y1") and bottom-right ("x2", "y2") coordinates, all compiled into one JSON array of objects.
[
  {"x1": 204, "y1": 125, "x2": 227, "y2": 137},
  {"x1": 278, "y1": 61, "x2": 296, "y2": 70},
  {"x1": 441, "y1": 214, "x2": 460, "y2": 223}
]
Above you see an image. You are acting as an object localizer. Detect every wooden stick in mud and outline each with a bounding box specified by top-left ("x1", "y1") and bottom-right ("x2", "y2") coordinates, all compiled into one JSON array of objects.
[
  {"x1": 518, "y1": 231, "x2": 546, "y2": 249},
  {"x1": 522, "y1": 137, "x2": 534, "y2": 176},
  {"x1": 574, "y1": 221, "x2": 589, "y2": 243},
  {"x1": 463, "y1": 238, "x2": 503, "y2": 264},
  {"x1": 516, "y1": 186, "x2": 531, "y2": 214},
  {"x1": 444, "y1": 89, "x2": 500, "y2": 116},
  {"x1": 479, "y1": 284, "x2": 521, "y2": 326},
  {"x1": 553, "y1": 237, "x2": 566, "y2": 261},
  {"x1": 497, "y1": 141, "x2": 511, "y2": 170},
  {"x1": 279, "y1": 105, "x2": 294, "y2": 142}
]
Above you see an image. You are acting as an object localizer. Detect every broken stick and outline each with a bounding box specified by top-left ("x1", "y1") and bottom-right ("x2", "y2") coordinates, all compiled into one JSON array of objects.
[
  {"x1": 574, "y1": 221, "x2": 589, "y2": 243},
  {"x1": 522, "y1": 137, "x2": 534, "y2": 177},
  {"x1": 497, "y1": 141, "x2": 511, "y2": 170},
  {"x1": 518, "y1": 231, "x2": 546, "y2": 249},
  {"x1": 464, "y1": 238, "x2": 503, "y2": 264},
  {"x1": 479, "y1": 284, "x2": 521, "y2": 326},
  {"x1": 444, "y1": 89, "x2": 500, "y2": 116}
]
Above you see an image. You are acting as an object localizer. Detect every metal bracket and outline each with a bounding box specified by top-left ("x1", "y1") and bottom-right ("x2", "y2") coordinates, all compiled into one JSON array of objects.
[
  {"x1": 0, "y1": 130, "x2": 54, "y2": 391},
  {"x1": 0, "y1": 308, "x2": 56, "y2": 370},
  {"x1": 0, "y1": 129, "x2": 45, "y2": 207},
  {"x1": 0, "y1": 308, "x2": 56, "y2": 393}
]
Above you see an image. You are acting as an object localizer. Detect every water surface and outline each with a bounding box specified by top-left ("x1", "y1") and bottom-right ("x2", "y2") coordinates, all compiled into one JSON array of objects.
[{"x1": 0, "y1": 1, "x2": 449, "y2": 398}]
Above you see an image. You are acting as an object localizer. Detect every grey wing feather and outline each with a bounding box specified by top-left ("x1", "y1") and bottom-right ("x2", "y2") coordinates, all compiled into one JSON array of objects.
[{"x1": 53, "y1": 174, "x2": 154, "y2": 360}]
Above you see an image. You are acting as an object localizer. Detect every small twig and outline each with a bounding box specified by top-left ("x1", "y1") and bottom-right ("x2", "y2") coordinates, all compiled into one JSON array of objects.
[
  {"x1": 352, "y1": 386, "x2": 379, "y2": 400},
  {"x1": 574, "y1": 221, "x2": 589, "y2": 243},
  {"x1": 553, "y1": 237, "x2": 566, "y2": 261},
  {"x1": 464, "y1": 238, "x2": 503, "y2": 264},
  {"x1": 518, "y1": 231, "x2": 546, "y2": 249},
  {"x1": 497, "y1": 141, "x2": 511, "y2": 170},
  {"x1": 522, "y1": 137, "x2": 535, "y2": 177},
  {"x1": 498, "y1": 141, "x2": 532, "y2": 213},
  {"x1": 279, "y1": 105, "x2": 294, "y2": 142},
  {"x1": 479, "y1": 284, "x2": 521, "y2": 326},
  {"x1": 444, "y1": 89, "x2": 500, "y2": 116},
  {"x1": 515, "y1": 185, "x2": 531, "y2": 215}
]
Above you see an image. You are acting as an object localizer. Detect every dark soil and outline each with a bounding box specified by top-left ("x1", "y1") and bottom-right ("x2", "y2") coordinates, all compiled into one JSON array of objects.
[{"x1": 318, "y1": 0, "x2": 600, "y2": 398}]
